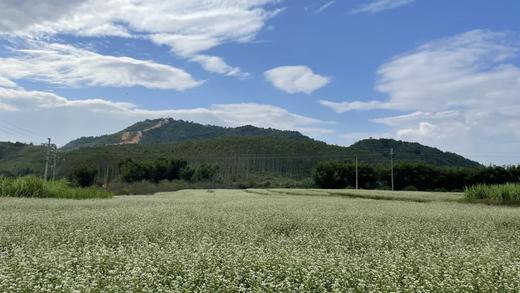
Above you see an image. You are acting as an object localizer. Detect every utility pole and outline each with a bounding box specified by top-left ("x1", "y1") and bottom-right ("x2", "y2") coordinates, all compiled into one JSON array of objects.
[
  {"x1": 355, "y1": 156, "x2": 359, "y2": 190},
  {"x1": 390, "y1": 148, "x2": 395, "y2": 191},
  {"x1": 43, "y1": 138, "x2": 51, "y2": 182},
  {"x1": 51, "y1": 145, "x2": 58, "y2": 181}
]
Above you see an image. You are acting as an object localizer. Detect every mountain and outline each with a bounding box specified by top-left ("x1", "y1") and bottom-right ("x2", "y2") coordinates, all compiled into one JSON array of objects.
[
  {"x1": 349, "y1": 138, "x2": 479, "y2": 168},
  {"x1": 0, "y1": 142, "x2": 45, "y2": 177},
  {"x1": 62, "y1": 118, "x2": 310, "y2": 151},
  {"x1": 0, "y1": 119, "x2": 481, "y2": 179}
]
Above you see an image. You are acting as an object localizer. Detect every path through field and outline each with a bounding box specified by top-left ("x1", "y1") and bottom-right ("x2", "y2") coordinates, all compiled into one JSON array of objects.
[{"x1": 1, "y1": 189, "x2": 520, "y2": 291}]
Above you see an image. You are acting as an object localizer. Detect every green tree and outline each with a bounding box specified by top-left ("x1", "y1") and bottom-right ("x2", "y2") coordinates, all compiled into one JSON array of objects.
[
  {"x1": 193, "y1": 164, "x2": 219, "y2": 182},
  {"x1": 72, "y1": 165, "x2": 98, "y2": 187},
  {"x1": 119, "y1": 159, "x2": 147, "y2": 183}
]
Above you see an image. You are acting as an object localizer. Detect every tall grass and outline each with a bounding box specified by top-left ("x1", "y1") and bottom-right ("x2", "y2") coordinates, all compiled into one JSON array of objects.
[
  {"x1": 0, "y1": 176, "x2": 112, "y2": 199},
  {"x1": 465, "y1": 183, "x2": 520, "y2": 203}
]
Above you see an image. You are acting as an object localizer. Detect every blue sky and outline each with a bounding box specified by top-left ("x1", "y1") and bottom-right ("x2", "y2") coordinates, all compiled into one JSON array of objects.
[{"x1": 0, "y1": 0, "x2": 519, "y2": 164}]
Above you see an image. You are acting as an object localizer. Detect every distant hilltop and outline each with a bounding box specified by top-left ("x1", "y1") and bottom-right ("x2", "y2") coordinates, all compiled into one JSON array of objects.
[{"x1": 62, "y1": 118, "x2": 310, "y2": 151}]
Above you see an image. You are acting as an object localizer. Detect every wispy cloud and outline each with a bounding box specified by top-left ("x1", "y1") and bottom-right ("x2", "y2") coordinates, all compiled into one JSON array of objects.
[
  {"x1": 316, "y1": 1, "x2": 336, "y2": 13},
  {"x1": 0, "y1": 41, "x2": 202, "y2": 90},
  {"x1": 321, "y1": 30, "x2": 520, "y2": 163},
  {"x1": 351, "y1": 0, "x2": 415, "y2": 14},
  {"x1": 0, "y1": 0, "x2": 282, "y2": 78}
]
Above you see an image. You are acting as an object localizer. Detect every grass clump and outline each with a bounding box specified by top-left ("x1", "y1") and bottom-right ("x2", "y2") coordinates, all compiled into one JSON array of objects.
[
  {"x1": 465, "y1": 183, "x2": 520, "y2": 204},
  {"x1": 0, "y1": 176, "x2": 111, "y2": 199}
]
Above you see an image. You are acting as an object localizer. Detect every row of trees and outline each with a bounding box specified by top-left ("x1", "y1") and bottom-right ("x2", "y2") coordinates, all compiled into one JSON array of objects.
[
  {"x1": 118, "y1": 158, "x2": 219, "y2": 183},
  {"x1": 314, "y1": 161, "x2": 520, "y2": 191}
]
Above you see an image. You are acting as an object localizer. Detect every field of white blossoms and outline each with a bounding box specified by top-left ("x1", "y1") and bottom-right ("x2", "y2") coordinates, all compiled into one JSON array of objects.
[{"x1": 1, "y1": 189, "x2": 520, "y2": 292}]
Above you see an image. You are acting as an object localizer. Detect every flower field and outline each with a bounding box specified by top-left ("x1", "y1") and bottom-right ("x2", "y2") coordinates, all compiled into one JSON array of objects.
[{"x1": 1, "y1": 189, "x2": 520, "y2": 292}]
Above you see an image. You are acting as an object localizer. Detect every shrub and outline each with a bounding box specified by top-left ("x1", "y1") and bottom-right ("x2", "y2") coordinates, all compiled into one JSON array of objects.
[
  {"x1": 0, "y1": 176, "x2": 111, "y2": 199},
  {"x1": 0, "y1": 176, "x2": 14, "y2": 196},
  {"x1": 464, "y1": 183, "x2": 520, "y2": 203},
  {"x1": 11, "y1": 176, "x2": 45, "y2": 197}
]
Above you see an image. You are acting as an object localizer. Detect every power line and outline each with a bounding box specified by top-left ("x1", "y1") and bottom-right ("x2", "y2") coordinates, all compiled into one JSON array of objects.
[
  {"x1": 0, "y1": 124, "x2": 31, "y2": 142},
  {"x1": 0, "y1": 119, "x2": 47, "y2": 141}
]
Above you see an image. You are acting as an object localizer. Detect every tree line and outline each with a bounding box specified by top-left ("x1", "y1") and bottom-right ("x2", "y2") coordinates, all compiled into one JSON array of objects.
[
  {"x1": 118, "y1": 158, "x2": 219, "y2": 183},
  {"x1": 313, "y1": 161, "x2": 520, "y2": 191}
]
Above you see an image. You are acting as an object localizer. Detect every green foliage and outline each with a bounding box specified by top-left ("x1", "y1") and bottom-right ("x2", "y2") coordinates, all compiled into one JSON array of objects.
[
  {"x1": 192, "y1": 163, "x2": 219, "y2": 182},
  {"x1": 119, "y1": 159, "x2": 149, "y2": 183},
  {"x1": 0, "y1": 176, "x2": 45, "y2": 197},
  {"x1": 63, "y1": 118, "x2": 310, "y2": 151},
  {"x1": 118, "y1": 158, "x2": 194, "y2": 183},
  {"x1": 71, "y1": 165, "x2": 98, "y2": 187},
  {"x1": 44, "y1": 179, "x2": 112, "y2": 199},
  {"x1": 314, "y1": 161, "x2": 379, "y2": 189},
  {"x1": 350, "y1": 138, "x2": 480, "y2": 167},
  {"x1": 1, "y1": 134, "x2": 483, "y2": 187},
  {"x1": 313, "y1": 161, "x2": 350, "y2": 189},
  {"x1": 465, "y1": 183, "x2": 520, "y2": 203},
  {"x1": 0, "y1": 142, "x2": 45, "y2": 175},
  {"x1": 314, "y1": 161, "x2": 520, "y2": 191},
  {"x1": 0, "y1": 176, "x2": 111, "y2": 199}
]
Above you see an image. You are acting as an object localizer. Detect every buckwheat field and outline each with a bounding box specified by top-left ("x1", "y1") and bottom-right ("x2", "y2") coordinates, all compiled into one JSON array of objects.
[{"x1": 1, "y1": 189, "x2": 520, "y2": 292}]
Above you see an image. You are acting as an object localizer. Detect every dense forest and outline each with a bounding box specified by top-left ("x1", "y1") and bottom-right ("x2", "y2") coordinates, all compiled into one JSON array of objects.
[
  {"x1": 0, "y1": 135, "x2": 480, "y2": 182},
  {"x1": 0, "y1": 119, "x2": 495, "y2": 191},
  {"x1": 62, "y1": 119, "x2": 310, "y2": 151}
]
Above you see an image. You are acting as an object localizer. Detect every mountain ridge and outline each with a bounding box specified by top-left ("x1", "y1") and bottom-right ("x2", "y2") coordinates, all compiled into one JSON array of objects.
[
  {"x1": 62, "y1": 118, "x2": 311, "y2": 151},
  {"x1": 0, "y1": 118, "x2": 481, "y2": 178}
]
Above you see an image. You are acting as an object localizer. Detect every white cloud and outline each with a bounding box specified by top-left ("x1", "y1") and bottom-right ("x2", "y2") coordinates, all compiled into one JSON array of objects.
[
  {"x1": 325, "y1": 30, "x2": 520, "y2": 164},
  {"x1": 264, "y1": 66, "x2": 330, "y2": 94},
  {"x1": 0, "y1": 77, "x2": 18, "y2": 88},
  {"x1": 351, "y1": 0, "x2": 415, "y2": 14},
  {"x1": 316, "y1": 1, "x2": 336, "y2": 13},
  {"x1": 0, "y1": 0, "x2": 281, "y2": 77},
  {"x1": 190, "y1": 55, "x2": 249, "y2": 78},
  {"x1": 0, "y1": 42, "x2": 202, "y2": 90},
  {"x1": 318, "y1": 100, "x2": 394, "y2": 112},
  {"x1": 0, "y1": 83, "x2": 332, "y2": 146},
  {"x1": 0, "y1": 0, "x2": 86, "y2": 33}
]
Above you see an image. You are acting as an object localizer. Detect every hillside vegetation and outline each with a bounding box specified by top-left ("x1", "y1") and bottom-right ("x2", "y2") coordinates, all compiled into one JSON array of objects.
[
  {"x1": 62, "y1": 119, "x2": 310, "y2": 151},
  {"x1": 0, "y1": 119, "x2": 481, "y2": 186},
  {"x1": 0, "y1": 142, "x2": 45, "y2": 177},
  {"x1": 2, "y1": 137, "x2": 480, "y2": 181}
]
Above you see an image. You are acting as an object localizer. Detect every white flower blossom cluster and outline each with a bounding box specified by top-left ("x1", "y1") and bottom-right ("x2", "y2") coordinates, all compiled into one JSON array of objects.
[{"x1": 1, "y1": 190, "x2": 519, "y2": 292}]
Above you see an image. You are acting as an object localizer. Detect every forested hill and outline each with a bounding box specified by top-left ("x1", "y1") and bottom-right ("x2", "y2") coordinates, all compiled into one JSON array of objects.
[
  {"x1": 62, "y1": 118, "x2": 310, "y2": 151},
  {"x1": 59, "y1": 118, "x2": 480, "y2": 169},
  {"x1": 350, "y1": 139, "x2": 480, "y2": 168},
  {"x1": 0, "y1": 135, "x2": 480, "y2": 179},
  {"x1": 0, "y1": 142, "x2": 45, "y2": 177},
  {"x1": 0, "y1": 118, "x2": 482, "y2": 178}
]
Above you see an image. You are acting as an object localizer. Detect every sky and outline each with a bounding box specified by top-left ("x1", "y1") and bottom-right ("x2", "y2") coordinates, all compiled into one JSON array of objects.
[{"x1": 0, "y1": 0, "x2": 519, "y2": 165}]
